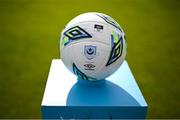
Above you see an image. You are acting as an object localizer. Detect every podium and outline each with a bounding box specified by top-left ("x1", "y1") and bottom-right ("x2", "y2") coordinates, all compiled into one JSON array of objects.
[{"x1": 41, "y1": 59, "x2": 148, "y2": 119}]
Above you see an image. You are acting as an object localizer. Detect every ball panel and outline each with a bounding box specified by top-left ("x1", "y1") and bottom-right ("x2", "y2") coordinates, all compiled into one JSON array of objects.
[
  {"x1": 65, "y1": 12, "x2": 106, "y2": 28},
  {"x1": 61, "y1": 21, "x2": 112, "y2": 47}
]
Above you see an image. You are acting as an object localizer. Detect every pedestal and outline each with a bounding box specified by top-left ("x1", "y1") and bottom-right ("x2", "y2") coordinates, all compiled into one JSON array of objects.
[{"x1": 41, "y1": 59, "x2": 148, "y2": 119}]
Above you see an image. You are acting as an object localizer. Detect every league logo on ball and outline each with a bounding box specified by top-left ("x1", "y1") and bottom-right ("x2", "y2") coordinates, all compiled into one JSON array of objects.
[{"x1": 84, "y1": 45, "x2": 96, "y2": 60}]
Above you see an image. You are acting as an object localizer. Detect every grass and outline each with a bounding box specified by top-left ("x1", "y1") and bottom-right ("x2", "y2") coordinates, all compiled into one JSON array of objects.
[{"x1": 0, "y1": 0, "x2": 180, "y2": 118}]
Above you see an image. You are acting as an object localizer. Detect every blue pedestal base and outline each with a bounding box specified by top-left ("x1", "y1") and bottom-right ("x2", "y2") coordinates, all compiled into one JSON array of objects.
[{"x1": 41, "y1": 59, "x2": 148, "y2": 119}]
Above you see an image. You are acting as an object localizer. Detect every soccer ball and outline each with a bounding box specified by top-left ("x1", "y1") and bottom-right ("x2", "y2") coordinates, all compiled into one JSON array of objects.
[{"x1": 60, "y1": 12, "x2": 126, "y2": 81}]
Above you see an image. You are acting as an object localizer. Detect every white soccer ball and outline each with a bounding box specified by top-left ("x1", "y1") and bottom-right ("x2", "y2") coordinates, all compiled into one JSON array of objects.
[{"x1": 60, "y1": 12, "x2": 126, "y2": 81}]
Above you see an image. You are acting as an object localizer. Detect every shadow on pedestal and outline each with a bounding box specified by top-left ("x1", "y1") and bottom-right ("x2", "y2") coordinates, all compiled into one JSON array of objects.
[{"x1": 67, "y1": 79, "x2": 140, "y2": 106}]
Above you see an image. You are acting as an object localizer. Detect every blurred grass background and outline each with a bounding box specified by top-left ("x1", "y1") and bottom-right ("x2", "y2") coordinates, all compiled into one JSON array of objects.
[{"x1": 0, "y1": 0, "x2": 180, "y2": 118}]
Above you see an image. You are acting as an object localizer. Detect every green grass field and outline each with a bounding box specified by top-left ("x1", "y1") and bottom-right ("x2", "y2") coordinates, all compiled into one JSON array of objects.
[{"x1": 0, "y1": 0, "x2": 180, "y2": 118}]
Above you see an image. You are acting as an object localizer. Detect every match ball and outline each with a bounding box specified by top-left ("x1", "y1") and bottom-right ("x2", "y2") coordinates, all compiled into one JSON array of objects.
[{"x1": 60, "y1": 12, "x2": 126, "y2": 81}]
